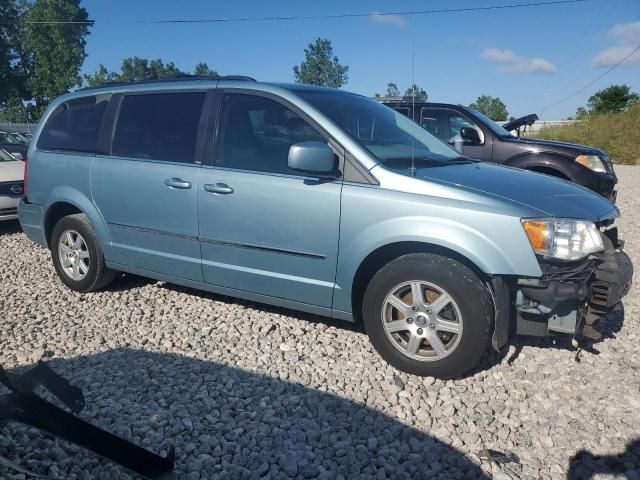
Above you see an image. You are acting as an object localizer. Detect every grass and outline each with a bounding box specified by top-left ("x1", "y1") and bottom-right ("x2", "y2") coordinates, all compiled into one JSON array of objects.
[{"x1": 532, "y1": 104, "x2": 640, "y2": 165}]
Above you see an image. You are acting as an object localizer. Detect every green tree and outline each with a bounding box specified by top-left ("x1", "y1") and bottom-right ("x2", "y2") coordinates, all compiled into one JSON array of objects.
[
  {"x1": 386, "y1": 82, "x2": 400, "y2": 97},
  {"x1": 194, "y1": 62, "x2": 218, "y2": 76},
  {"x1": 574, "y1": 106, "x2": 588, "y2": 120},
  {"x1": 404, "y1": 84, "x2": 427, "y2": 101},
  {"x1": 293, "y1": 38, "x2": 348, "y2": 88},
  {"x1": 118, "y1": 57, "x2": 186, "y2": 82},
  {"x1": 0, "y1": 95, "x2": 30, "y2": 123},
  {"x1": 469, "y1": 95, "x2": 508, "y2": 121},
  {"x1": 84, "y1": 59, "x2": 219, "y2": 87},
  {"x1": 587, "y1": 84, "x2": 639, "y2": 114},
  {"x1": 24, "y1": 0, "x2": 91, "y2": 117},
  {"x1": 83, "y1": 64, "x2": 118, "y2": 87},
  {"x1": 0, "y1": 0, "x2": 26, "y2": 105}
]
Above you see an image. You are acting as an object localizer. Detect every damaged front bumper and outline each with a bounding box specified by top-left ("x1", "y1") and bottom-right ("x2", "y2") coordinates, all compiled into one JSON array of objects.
[{"x1": 514, "y1": 227, "x2": 632, "y2": 341}]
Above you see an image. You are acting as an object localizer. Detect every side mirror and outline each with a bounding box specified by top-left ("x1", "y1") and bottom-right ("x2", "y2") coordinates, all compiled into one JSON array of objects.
[
  {"x1": 288, "y1": 141, "x2": 338, "y2": 178},
  {"x1": 11, "y1": 152, "x2": 24, "y2": 160},
  {"x1": 459, "y1": 127, "x2": 481, "y2": 145}
]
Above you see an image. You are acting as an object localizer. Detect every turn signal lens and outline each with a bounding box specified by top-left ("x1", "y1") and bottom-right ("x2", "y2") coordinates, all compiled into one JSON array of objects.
[{"x1": 522, "y1": 220, "x2": 550, "y2": 252}]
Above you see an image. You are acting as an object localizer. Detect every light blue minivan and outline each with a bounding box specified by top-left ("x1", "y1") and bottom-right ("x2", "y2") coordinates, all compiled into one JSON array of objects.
[{"x1": 18, "y1": 76, "x2": 632, "y2": 378}]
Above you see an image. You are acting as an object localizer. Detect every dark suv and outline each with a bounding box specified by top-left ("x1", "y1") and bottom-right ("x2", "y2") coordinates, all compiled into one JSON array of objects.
[{"x1": 381, "y1": 100, "x2": 617, "y2": 201}]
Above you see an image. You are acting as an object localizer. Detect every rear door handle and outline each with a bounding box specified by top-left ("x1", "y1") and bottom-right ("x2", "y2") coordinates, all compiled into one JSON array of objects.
[
  {"x1": 164, "y1": 178, "x2": 192, "y2": 189},
  {"x1": 203, "y1": 183, "x2": 234, "y2": 194}
]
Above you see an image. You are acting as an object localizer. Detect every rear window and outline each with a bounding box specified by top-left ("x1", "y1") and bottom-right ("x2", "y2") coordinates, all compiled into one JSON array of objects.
[
  {"x1": 112, "y1": 92, "x2": 205, "y2": 163},
  {"x1": 37, "y1": 95, "x2": 110, "y2": 153}
]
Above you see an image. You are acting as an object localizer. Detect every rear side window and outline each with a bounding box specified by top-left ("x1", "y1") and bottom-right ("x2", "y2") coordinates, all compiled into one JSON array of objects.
[
  {"x1": 37, "y1": 95, "x2": 110, "y2": 153},
  {"x1": 112, "y1": 92, "x2": 205, "y2": 163}
]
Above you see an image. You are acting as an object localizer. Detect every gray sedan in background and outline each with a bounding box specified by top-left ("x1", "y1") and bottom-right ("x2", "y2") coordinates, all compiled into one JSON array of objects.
[{"x1": 0, "y1": 148, "x2": 24, "y2": 221}]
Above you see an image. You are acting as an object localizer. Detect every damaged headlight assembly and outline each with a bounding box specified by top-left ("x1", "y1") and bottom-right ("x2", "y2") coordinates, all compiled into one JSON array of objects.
[{"x1": 522, "y1": 218, "x2": 604, "y2": 261}]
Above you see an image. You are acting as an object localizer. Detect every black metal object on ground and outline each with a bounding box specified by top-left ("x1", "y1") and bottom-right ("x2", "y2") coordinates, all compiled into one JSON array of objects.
[{"x1": 0, "y1": 361, "x2": 175, "y2": 479}]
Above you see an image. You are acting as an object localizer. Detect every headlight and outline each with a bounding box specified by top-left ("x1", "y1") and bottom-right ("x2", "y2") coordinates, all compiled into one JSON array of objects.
[
  {"x1": 575, "y1": 155, "x2": 606, "y2": 173},
  {"x1": 522, "y1": 218, "x2": 603, "y2": 260}
]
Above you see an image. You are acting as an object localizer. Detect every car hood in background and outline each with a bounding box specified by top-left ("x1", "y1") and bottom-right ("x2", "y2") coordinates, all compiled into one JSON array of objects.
[
  {"x1": 0, "y1": 160, "x2": 25, "y2": 182},
  {"x1": 408, "y1": 161, "x2": 617, "y2": 222},
  {"x1": 503, "y1": 136, "x2": 604, "y2": 156}
]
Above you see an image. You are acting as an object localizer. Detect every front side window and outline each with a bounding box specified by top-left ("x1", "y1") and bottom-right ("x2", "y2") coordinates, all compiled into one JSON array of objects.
[
  {"x1": 215, "y1": 93, "x2": 324, "y2": 175},
  {"x1": 37, "y1": 95, "x2": 110, "y2": 153},
  {"x1": 112, "y1": 92, "x2": 205, "y2": 163},
  {"x1": 296, "y1": 90, "x2": 460, "y2": 167},
  {"x1": 420, "y1": 107, "x2": 482, "y2": 143}
]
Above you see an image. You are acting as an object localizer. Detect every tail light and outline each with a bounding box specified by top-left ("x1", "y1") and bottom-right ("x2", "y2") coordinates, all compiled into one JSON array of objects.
[{"x1": 23, "y1": 156, "x2": 28, "y2": 198}]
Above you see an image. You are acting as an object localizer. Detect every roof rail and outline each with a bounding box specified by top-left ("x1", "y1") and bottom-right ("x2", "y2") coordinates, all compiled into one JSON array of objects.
[{"x1": 80, "y1": 75, "x2": 256, "y2": 91}]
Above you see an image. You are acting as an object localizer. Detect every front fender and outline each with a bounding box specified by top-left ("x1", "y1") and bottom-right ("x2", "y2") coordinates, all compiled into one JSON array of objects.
[{"x1": 332, "y1": 211, "x2": 541, "y2": 314}]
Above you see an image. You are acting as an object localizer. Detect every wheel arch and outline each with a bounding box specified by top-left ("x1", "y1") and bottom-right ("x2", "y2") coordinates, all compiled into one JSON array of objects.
[
  {"x1": 504, "y1": 152, "x2": 576, "y2": 181},
  {"x1": 43, "y1": 188, "x2": 111, "y2": 250},
  {"x1": 350, "y1": 241, "x2": 490, "y2": 323}
]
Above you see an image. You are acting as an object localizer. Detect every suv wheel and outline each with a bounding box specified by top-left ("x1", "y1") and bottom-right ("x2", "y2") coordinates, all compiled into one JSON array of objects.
[
  {"x1": 51, "y1": 214, "x2": 116, "y2": 292},
  {"x1": 362, "y1": 253, "x2": 493, "y2": 379}
]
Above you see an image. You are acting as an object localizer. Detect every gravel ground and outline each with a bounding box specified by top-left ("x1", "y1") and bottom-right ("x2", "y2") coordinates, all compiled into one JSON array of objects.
[{"x1": 1, "y1": 166, "x2": 640, "y2": 480}]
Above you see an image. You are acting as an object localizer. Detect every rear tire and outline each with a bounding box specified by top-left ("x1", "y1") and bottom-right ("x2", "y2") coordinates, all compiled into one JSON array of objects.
[
  {"x1": 362, "y1": 253, "x2": 493, "y2": 379},
  {"x1": 51, "y1": 214, "x2": 116, "y2": 292}
]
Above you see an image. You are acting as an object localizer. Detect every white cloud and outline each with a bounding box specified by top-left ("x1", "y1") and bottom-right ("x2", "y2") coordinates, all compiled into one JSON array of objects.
[
  {"x1": 611, "y1": 21, "x2": 640, "y2": 44},
  {"x1": 592, "y1": 21, "x2": 640, "y2": 68},
  {"x1": 370, "y1": 12, "x2": 406, "y2": 27},
  {"x1": 482, "y1": 48, "x2": 557, "y2": 74},
  {"x1": 593, "y1": 45, "x2": 640, "y2": 67}
]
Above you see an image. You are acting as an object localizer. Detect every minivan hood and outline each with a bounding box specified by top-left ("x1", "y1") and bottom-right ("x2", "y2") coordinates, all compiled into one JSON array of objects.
[
  {"x1": 406, "y1": 161, "x2": 617, "y2": 222},
  {"x1": 0, "y1": 160, "x2": 24, "y2": 181}
]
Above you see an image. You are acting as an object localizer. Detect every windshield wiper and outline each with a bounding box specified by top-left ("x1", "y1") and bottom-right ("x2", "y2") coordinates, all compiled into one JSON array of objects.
[{"x1": 446, "y1": 157, "x2": 479, "y2": 164}]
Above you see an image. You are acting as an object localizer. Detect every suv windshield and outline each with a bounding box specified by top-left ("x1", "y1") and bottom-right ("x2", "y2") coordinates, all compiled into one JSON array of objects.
[
  {"x1": 464, "y1": 108, "x2": 514, "y2": 138},
  {"x1": 295, "y1": 90, "x2": 462, "y2": 165}
]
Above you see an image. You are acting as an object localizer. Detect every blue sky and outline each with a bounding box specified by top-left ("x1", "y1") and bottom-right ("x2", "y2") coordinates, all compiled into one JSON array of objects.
[{"x1": 81, "y1": 0, "x2": 640, "y2": 119}]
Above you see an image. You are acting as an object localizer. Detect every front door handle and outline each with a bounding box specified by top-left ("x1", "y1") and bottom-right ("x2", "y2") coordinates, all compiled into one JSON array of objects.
[
  {"x1": 164, "y1": 178, "x2": 192, "y2": 189},
  {"x1": 203, "y1": 183, "x2": 234, "y2": 194}
]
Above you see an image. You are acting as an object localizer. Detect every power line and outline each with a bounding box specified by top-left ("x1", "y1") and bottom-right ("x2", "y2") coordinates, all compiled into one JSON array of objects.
[
  {"x1": 11, "y1": 0, "x2": 590, "y2": 25},
  {"x1": 543, "y1": 44, "x2": 640, "y2": 112}
]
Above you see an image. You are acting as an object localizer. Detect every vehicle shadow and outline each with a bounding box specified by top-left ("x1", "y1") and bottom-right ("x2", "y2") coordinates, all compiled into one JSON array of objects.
[
  {"x1": 1, "y1": 349, "x2": 490, "y2": 479},
  {"x1": 0, "y1": 219, "x2": 21, "y2": 236},
  {"x1": 158, "y1": 281, "x2": 365, "y2": 334},
  {"x1": 567, "y1": 438, "x2": 640, "y2": 479}
]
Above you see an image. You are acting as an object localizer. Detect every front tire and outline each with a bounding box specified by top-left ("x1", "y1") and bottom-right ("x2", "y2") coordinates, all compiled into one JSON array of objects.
[
  {"x1": 51, "y1": 214, "x2": 116, "y2": 292},
  {"x1": 362, "y1": 253, "x2": 493, "y2": 379}
]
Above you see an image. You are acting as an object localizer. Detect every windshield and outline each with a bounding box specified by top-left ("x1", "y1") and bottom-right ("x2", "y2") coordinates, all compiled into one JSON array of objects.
[
  {"x1": 464, "y1": 108, "x2": 514, "y2": 137},
  {"x1": 295, "y1": 90, "x2": 461, "y2": 165},
  {"x1": 0, "y1": 131, "x2": 22, "y2": 145},
  {"x1": 0, "y1": 149, "x2": 15, "y2": 161}
]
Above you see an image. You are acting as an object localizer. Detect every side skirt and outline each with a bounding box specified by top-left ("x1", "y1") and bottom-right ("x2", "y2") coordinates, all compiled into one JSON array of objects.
[{"x1": 106, "y1": 261, "x2": 355, "y2": 322}]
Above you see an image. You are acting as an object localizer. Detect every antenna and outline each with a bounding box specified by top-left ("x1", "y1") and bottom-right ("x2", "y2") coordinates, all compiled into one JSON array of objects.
[{"x1": 410, "y1": 14, "x2": 416, "y2": 177}]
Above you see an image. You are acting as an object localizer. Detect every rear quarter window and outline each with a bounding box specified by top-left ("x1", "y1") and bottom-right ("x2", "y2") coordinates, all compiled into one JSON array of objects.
[{"x1": 37, "y1": 95, "x2": 110, "y2": 153}]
